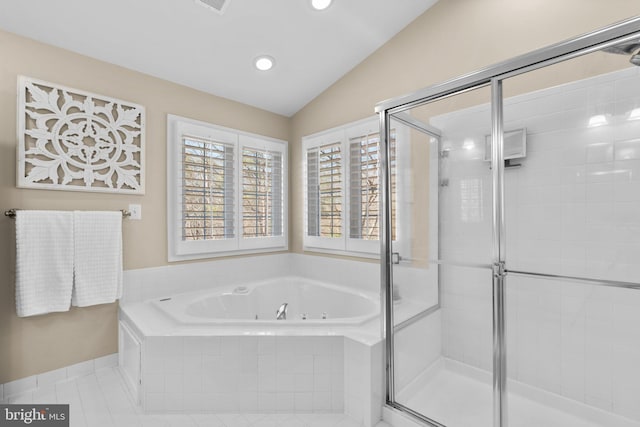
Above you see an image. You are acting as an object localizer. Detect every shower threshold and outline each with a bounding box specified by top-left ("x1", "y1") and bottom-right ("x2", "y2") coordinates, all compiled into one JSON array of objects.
[{"x1": 395, "y1": 358, "x2": 640, "y2": 427}]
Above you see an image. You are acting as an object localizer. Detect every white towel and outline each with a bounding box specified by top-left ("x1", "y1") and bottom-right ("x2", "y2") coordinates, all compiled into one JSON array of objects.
[
  {"x1": 15, "y1": 210, "x2": 74, "y2": 317},
  {"x1": 72, "y1": 211, "x2": 123, "y2": 307}
]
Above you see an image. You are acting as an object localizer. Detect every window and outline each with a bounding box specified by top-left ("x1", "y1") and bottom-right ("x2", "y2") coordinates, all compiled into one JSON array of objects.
[
  {"x1": 303, "y1": 117, "x2": 407, "y2": 257},
  {"x1": 349, "y1": 129, "x2": 397, "y2": 242},
  {"x1": 168, "y1": 115, "x2": 287, "y2": 261}
]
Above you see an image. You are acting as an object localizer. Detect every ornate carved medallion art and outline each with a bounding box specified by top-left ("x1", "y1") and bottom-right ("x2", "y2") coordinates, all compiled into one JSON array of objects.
[{"x1": 17, "y1": 77, "x2": 145, "y2": 193}]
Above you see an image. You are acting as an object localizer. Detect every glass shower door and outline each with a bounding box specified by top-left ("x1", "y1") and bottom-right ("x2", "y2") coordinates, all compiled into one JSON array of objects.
[
  {"x1": 501, "y1": 41, "x2": 640, "y2": 427},
  {"x1": 386, "y1": 85, "x2": 497, "y2": 427}
]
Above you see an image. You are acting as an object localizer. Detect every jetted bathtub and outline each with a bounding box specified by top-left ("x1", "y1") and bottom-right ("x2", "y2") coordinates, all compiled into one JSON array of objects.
[
  {"x1": 118, "y1": 275, "x2": 383, "y2": 414},
  {"x1": 151, "y1": 276, "x2": 379, "y2": 326}
]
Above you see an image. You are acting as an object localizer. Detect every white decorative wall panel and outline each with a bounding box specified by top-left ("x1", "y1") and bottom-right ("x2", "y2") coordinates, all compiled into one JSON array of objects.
[{"x1": 17, "y1": 76, "x2": 145, "y2": 193}]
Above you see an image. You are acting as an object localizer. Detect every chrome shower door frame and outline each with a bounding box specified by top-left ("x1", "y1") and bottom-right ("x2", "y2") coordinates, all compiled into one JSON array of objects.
[{"x1": 377, "y1": 15, "x2": 640, "y2": 427}]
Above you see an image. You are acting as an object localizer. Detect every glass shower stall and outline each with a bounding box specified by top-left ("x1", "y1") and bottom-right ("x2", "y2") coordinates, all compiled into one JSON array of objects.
[{"x1": 377, "y1": 16, "x2": 640, "y2": 427}]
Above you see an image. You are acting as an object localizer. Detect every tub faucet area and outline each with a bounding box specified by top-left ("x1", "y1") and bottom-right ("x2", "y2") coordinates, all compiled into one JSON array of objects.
[{"x1": 276, "y1": 302, "x2": 288, "y2": 320}]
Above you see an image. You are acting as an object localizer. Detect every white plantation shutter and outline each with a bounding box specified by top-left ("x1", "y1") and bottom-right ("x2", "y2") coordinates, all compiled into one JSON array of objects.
[
  {"x1": 307, "y1": 141, "x2": 342, "y2": 238},
  {"x1": 306, "y1": 149, "x2": 320, "y2": 236},
  {"x1": 348, "y1": 130, "x2": 397, "y2": 242},
  {"x1": 241, "y1": 148, "x2": 283, "y2": 238},
  {"x1": 182, "y1": 135, "x2": 235, "y2": 240}
]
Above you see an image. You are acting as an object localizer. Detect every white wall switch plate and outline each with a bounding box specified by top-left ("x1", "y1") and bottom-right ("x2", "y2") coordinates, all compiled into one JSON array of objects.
[{"x1": 128, "y1": 204, "x2": 142, "y2": 220}]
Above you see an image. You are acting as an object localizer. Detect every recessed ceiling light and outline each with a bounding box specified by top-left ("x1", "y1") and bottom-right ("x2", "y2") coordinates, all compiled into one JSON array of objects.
[
  {"x1": 254, "y1": 56, "x2": 274, "y2": 71},
  {"x1": 311, "y1": 0, "x2": 332, "y2": 11}
]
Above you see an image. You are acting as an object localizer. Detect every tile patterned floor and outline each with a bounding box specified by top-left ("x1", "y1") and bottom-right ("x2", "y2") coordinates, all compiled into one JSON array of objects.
[{"x1": 1, "y1": 367, "x2": 365, "y2": 427}]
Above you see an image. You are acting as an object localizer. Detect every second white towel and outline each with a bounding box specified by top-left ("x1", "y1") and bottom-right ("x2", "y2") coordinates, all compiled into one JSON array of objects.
[{"x1": 72, "y1": 211, "x2": 123, "y2": 307}]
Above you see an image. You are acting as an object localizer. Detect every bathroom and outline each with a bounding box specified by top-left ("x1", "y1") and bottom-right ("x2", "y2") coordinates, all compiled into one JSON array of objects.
[{"x1": 1, "y1": 1, "x2": 640, "y2": 427}]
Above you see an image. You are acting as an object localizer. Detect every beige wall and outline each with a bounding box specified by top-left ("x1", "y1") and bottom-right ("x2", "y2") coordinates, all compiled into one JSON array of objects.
[
  {"x1": 290, "y1": 0, "x2": 640, "y2": 254},
  {"x1": 2, "y1": 0, "x2": 639, "y2": 384},
  {"x1": 0, "y1": 30, "x2": 289, "y2": 383}
]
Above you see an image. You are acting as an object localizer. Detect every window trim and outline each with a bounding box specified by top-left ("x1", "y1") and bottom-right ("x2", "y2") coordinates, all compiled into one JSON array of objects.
[
  {"x1": 302, "y1": 116, "x2": 410, "y2": 258},
  {"x1": 167, "y1": 114, "x2": 288, "y2": 262}
]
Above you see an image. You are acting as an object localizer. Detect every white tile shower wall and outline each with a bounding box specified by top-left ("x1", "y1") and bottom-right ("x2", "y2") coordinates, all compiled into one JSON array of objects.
[
  {"x1": 391, "y1": 265, "x2": 438, "y2": 306},
  {"x1": 440, "y1": 266, "x2": 494, "y2": 373},
  {"x1": 433, "y1": 66, "x2": 640, "y2": 422},
  {"x1": 142, "y1": 336, "x2": 344, "y2": 414},
  {"x1": 393, "y1": 312, "x2": 442, "y2": 393}
]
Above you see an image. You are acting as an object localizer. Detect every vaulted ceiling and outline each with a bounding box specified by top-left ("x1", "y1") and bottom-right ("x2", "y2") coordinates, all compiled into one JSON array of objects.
[{"x1": 0, "y1": 0, "x2": 438, "y2": 116}]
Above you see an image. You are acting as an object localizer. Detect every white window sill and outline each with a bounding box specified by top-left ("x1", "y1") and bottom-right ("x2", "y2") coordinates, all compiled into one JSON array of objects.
[
  {"x1": 168, "y1": 245, "x2": 288, "y2": 263},
  {"x1": 302, "y1": 246, "x2": 380, "y2": 260}
]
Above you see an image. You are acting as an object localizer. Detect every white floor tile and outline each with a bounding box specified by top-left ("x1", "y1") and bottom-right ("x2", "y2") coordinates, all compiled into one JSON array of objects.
[
  {"x1": 301, "y1": 414, "x2": 349, "y2": 427},
  {"x1": 139, "y1": 414, "x2": 171, "y2": 426},
  {"x1": 217, "y1": 413, "x2": 252, "y2": 427},
  {"x1": 32, "y1": 384, "x2": 57, "y2": 403},
  {"x1": 190, "y1": 414, "x2": 226, "y2": 427},
  {"x1": 335, "y1": 418, "x2": 361, "y2": 427},
  {"x1": 4, "y1": 375, "x2": 36, "y2": 397},
  {"x1": 8, "y1": 391, "x2": 34, "y2": 404},
  {"x1": 110, "y1": 413, "x2": 142, "y2": 427},
  {"x1": 2, "y1": 367, "x2": 360, "y2": 427},
  {"x1": 279, "y1": 415, "x2": 310, "y2": 427},
  {"x1": 163, "y1": 414, "x2": 199, "y2": 426}
]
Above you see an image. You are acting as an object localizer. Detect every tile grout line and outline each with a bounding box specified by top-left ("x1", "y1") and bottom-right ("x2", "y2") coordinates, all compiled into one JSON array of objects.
[{"x1": 68, "y1": 374, "x2": 89, "y2": 427}]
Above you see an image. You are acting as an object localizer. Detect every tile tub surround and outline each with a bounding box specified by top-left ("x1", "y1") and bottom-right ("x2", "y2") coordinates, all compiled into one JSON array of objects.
[
  {"x1": 126, "y1": 331, "x2": 386, "y2": 425},
  {"x1": 122, "y1": 254, "x2": 380, "y2": 306},
  {"x1": 121, "y1": 253, "x2": 436, "y2": 311},
  {"x1": 141, "y1": 335, "x2": 345, "y2": 414},
  {"x1": 119, "y1": 309, "x2": 386, "y2": 425}
]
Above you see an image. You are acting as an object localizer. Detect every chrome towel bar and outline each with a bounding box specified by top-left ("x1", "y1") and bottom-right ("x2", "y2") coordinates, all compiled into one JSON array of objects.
[{"x1": 4, "y1": 209, "x2": 131, "y2": 219}]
